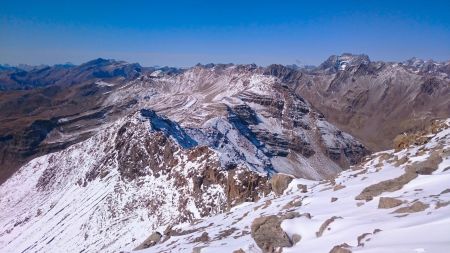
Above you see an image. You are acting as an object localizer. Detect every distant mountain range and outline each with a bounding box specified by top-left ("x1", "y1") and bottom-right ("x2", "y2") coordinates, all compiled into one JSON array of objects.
[{"x1": 2, "y1": 55, "x2": 449, "y2": 90}]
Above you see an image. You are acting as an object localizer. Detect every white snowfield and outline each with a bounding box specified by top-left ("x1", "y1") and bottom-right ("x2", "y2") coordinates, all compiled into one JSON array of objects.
[{"x1": 139, "y1": 120, "x2": 450, "y2": 253}]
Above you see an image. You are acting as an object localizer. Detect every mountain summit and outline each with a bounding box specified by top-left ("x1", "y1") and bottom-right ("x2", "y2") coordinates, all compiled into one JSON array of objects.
[{"x1": 317, "y1": 53, "x2": 371, "y2": 73}]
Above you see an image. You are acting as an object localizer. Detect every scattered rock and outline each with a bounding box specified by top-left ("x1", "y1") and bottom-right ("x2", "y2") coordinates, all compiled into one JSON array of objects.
[
  {"x1": 163, "y1": 226, "x2": 199, "y2": 237},
  {"x1": 192, "y1": 246, "x2": 206, "y2": 253},
  {"x1": 357, "y1": 232, "x2": 371, "y2": 246},
  {"x1": 291, "y1": 233, "x2": 302, "y2": 244},
  {"x1": 233, "y1": 230, "x2": 251, "y2": 239},
  {"x1": 333, "y1": 184, "x2": 346, "y2": 191},
  {"x1": 393, "y1": 201, "x2": 429, "y2": 213},
  {"x1": 134, "y1": 231, "x2": 162, "y2": 250},
  {"x1": 253, "y1": 204, "x2": 264, "y2": 211},
  {"x1": 193, "y1": 232, "x2": 209, "y2": 243},
  {"x1": 262, "y1": 200, "x2": 272, "y2": 209},
  {"x1": 215, "y1": 227, "x2": 238, "y2": 240},
  {"x1": 320, "y1": 186, "x2": 334, "y2": 192},
  {"x1": 270, "y1": 174, "x2": 294, "y2": 195},
  {"x1": 329, "y1": 243, "x2": 352, "y2": 253},
  {"x1": 282, "y1": 199, "x2": 302, "y2": 209},
  {"x1": 282, "y1": 211, "x2": 302, "y2": 220},
  {"x1": 355, "y1": 166, "x2": 417, "y2": 201},
  {"x1": 224, "y1": 168, "x2": 272, "y2": 208},
  {"x1": 373, "y1": 228, "x2": 382, "y2": 234},
  {"x1": 393, "y1": 156, "x2": 409, "y2": 166},
  {"x1": 316, "y1": 216, "x2": 342, "y2": 237},
  {"x1": 411, "y1": 151, "x2": 443, "y2": 175},
  {"x1": 331, "y1": 197, "x2": 338, "y2": 202},
  {"x1": 356, "y1": 148, "x2": 443, "y2": 201},
  {"x1": 251, "y1": 215, "x2": 293, "y2": 252},
  {"x1": 440, "y1": 188, "x2": 450, "y2": 195},
  {"x1": 393, "y1": 133, "x2": 430, "y2": 151},
  {"x1": 435, "y1": 201, "x2": 450, "y2": 209},
  {"x1": 233, "y1": 249, "x2": 246, "y2": 253},
  {"x1": 378, "y1": 197, "x2": 403, "y2": 209},
  {"x1": 163, "y1": 225, "x2": 173, "y2": 236},
  {"x1": 297, "y1": 184, "x2": 308, "y2": 193},
  {"x1": 231, "y1": 212, "x2": 250, "y2": 225}
]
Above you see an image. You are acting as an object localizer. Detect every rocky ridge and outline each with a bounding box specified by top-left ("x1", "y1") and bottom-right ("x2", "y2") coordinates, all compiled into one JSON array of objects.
[{"x1": 0, "y1": 111, "x2": 270, "y2": 253}]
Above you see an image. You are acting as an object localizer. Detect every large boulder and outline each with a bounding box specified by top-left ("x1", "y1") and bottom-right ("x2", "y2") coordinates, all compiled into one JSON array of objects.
[{"x1": 251, "y1": 215, "x2": 292, "y2": 252}]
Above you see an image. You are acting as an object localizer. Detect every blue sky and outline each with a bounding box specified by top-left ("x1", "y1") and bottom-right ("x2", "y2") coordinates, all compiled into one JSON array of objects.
[{"x1": 1, "y1": 0, "x2": 449, "y2": 67}]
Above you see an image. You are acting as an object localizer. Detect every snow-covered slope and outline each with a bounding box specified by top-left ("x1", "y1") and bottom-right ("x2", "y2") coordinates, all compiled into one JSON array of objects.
[
  {"x1": 137, "y1": 119, "x2": 450, "y2": 253},
  {"x1": 0, "y1": 111, "x2": 270, "y2": 253}
]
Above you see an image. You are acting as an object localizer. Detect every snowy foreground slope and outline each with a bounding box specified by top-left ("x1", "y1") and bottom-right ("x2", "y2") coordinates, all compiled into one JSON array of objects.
[
  {"x1": 0, "y1": 112, "x2": 271, "y2": 253},
  {"x1": 138, "y1": 120, "x2": 450, "y2": 253}
]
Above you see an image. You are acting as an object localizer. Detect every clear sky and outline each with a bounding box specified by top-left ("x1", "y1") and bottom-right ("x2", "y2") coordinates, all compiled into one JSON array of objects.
[{"x1": 1, "y1": 0, "x2": 449, "y2": 67}]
